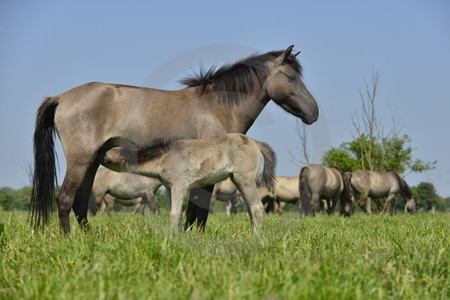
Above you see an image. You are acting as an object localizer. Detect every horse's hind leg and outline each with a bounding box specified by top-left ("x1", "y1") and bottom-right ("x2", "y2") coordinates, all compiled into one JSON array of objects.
[
  {"x1": 57, "y1": 161, "x2": 97, "y2": 233},
  {"x1": 72, "y1": 162, "x2": 99, "y2": 229},
  {"x1": 233, "y1": 179, "x2": 264, "y2": 230}
]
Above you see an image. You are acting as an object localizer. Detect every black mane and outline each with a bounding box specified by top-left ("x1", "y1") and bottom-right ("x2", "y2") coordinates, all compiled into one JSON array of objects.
[
  {"x1": 179, "y1": 50, "x2": 302, "y2": 106},
  {"x1": 390, "y1": 170, "x2": 413, "y2": 199}
]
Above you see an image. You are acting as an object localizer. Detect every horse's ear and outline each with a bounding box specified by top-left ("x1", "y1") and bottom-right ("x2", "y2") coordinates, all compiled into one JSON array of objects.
[
  {"x1": 276, "y1": 45, "x2": 295, "y2": 64},
  {"x1": 293, "y1": 51, "x2": 301, "y2": 58}
]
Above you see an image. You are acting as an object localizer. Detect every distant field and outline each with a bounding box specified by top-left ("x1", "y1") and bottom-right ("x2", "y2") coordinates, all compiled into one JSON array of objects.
[{"x1": 0, "y1": 211, "x2": 448, "y2": 299}]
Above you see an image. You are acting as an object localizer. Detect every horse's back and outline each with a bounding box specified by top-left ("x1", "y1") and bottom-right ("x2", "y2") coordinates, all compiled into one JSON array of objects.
[{"x1": 275, "y1": 176, "x2": 299, "y2": 201}]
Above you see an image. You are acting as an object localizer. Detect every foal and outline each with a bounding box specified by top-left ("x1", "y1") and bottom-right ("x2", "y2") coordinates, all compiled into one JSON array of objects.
[{"x1": 100, "y1": 133, "x2": 276, "y2": 230}]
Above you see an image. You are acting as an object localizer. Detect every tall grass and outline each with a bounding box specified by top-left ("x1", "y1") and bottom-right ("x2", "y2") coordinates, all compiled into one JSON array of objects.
[{"x1": 0, "y1": 211, "x2": 448, "y2": 299}]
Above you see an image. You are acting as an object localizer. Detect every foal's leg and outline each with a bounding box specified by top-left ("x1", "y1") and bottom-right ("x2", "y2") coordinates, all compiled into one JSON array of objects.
[
  {"x1": 170, "y1": 186, "x2": 188, "y2": 230},
  {"x1": 233, "y1": 179, "x2": 264, "y2": 230},
  {"x1": 241, "y1": 185, "x2": 265, "y2": 230}
]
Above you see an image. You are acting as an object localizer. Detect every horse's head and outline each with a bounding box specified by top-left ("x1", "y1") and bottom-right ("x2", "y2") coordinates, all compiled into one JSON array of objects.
[
  {"x1": 266, "y1": 45, "x2": 319, "y2": 125},
  {"x1": 406, "y1": 197, "x2": 417, "y2": 214}
]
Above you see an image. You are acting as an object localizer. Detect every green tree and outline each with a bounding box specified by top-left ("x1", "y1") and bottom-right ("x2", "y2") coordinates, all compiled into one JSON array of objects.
[
  {"x1": 322, "y1": 71, "x2": 435, "y2": 174},
  {"x1": 0, "y1": 186, "x2": 32, "y2": 211},
  {"x1": 412, "y1": 182, "x2": 447, "y2": 212}
]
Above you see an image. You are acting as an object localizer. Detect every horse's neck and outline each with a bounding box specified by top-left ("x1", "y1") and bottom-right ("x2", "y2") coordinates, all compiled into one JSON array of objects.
[{"x1": 227, "y1": 88, "x2": 270, "y2": 133}]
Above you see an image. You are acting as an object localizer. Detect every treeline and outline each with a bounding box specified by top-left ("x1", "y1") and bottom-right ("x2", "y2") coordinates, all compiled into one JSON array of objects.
[{"x1": 1, "y1": 184, "x2": 449, "y2": 213}]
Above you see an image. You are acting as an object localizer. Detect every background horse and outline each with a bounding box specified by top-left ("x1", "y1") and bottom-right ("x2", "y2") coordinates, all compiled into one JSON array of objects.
[
  {"x1": 344, "y1": 170, "x2": 416, "y2": 214},
  {"x1": 259, "y1": 176, "x2": 300, "y2": 214},
  {"x1": 101, "y1": 133, "x2": 276, "y2": 230},
  {"x1": 92, "y1": 168, "x2": 161, "y2": 215},
  {"x1": 93, "y1": 194, "x2": 144, "y2": 215},
  {"x1": 31, "y1": 45, "x2": 318, "y2": 233},
  {"x1": 299, "y1": 164, "x2": 350, "y2": 216},
  {"x1": 209, "y1": 178, "x2": 242, "y2": 215}
]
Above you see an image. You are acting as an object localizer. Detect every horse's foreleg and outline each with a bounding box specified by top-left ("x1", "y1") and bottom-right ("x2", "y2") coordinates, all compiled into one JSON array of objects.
[
  {"x1": 170, "y1": 186, "x2": 188, "y2": 231},
  {"x1": 184, "y1": 186, "x2": 213, "y2": 232},
  {"x1": 358, "y1": 193, "x2": 370, "y2": 214},
  {"x1": 382, "y1": 193, "x2": 396, "y2": 214},
  {"x1": 328, "y1": 195, "x2": 339, "y2": 215},
  {"x1": 146, "y1": 192, "x2": 160, "y2": 215},
  {"x1": 133, "y1": 197, "x2": 145, "y2": 215}
]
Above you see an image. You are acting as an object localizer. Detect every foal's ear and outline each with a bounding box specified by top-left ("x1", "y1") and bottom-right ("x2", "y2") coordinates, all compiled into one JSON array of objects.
[{"x1": 276, "y1": 45, "x2": 295, "y2": 64}]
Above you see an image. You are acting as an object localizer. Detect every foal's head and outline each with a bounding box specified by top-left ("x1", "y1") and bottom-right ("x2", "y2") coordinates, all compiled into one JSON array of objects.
[{"x1": 265, "y1": 45, "x2": 319, "y2": 124}]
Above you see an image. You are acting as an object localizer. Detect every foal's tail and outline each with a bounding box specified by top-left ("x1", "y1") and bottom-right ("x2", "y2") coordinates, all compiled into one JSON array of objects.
[
  {"x1": 30, "y1": 96, "x2": 59, "y2": 229},
  {"x1": 256, "y1": 142, "x2": 277, "y2": 193}
]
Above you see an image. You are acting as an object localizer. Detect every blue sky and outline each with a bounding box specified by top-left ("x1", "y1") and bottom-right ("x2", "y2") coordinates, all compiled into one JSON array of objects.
[{"x1": 1, "y1": 0, "x2": 449, "y2": 196}]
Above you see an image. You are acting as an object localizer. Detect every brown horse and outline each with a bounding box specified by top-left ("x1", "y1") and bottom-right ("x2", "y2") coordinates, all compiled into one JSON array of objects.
[
  {"x1": 299, "y1": 164, "x2": 350, "y2": 216},
  {"x1": 343, "y1": 170, "x2": 416, "y2": 214},
  {"x1": 31, "y1": 45, "x2": 318, "y2": 233},
  {"x1": 100, "y1": 133, "x2": 276, "y2": 230},
  {"x1": 92, "y1": 168, "x2": 161, "y2": 215}
]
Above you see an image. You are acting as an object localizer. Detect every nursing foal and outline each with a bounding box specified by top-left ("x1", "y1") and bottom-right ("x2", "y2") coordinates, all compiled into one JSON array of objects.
[{"x1": 101, "y1": 133, "x2": 276, "y2": 230}]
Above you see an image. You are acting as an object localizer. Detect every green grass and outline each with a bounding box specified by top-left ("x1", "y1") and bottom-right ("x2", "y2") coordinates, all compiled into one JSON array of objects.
[{"x1": 0, "y1": 211, "x2": 448, "y2": 300}]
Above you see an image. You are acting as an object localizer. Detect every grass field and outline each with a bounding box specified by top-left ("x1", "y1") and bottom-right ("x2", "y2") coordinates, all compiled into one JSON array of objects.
[{"x1": 0, "y1": 211, "x2": 448, "y2": 300}]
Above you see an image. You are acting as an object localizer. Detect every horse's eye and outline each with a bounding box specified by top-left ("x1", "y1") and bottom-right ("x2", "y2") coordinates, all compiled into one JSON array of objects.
[{"x1": 286, "y1": 75, "x2": 296, "y2": 82}]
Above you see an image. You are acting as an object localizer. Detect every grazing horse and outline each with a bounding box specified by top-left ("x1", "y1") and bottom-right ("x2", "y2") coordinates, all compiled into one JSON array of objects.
[
  {"x1": 100, "y1": 133, "x2": 277, "y2": 230},
  {"x1": 93, "y1": 194, "x2": 144, "y2": 215},
  {"x1": 299, "y1": 164, "x2": 350, "y2": 216},
  {"x1": 92, "y1": 168, "x2": 162, "y2": 215},
  {"x1": 343, "y1": 170, "x2": 416, "y2": 214},
  {"x1": 259, "y1": 176, "x2": 300, "y2": 214},
  {"x1": 31, "y1": 45, "x2": 318, "y2": 233},
  {"x1": 209, "y1": 178, "x2": 242, "y2": 215}
]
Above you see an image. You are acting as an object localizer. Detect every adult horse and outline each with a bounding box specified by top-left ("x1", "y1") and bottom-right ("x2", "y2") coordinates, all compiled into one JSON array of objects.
[
  {"x1": 299, "y1": 164, "x2": 350, "y2": 216},
  {"x1": 31, "y1": 45, "x2": 318, "y2": 233},
  {"x1": 259, "y1": 176, "x2": 300, "y2": 214},
  {"x1": 343, "y1": 170, "x2": 416, "y2": 214},
  {"x1": 209, "y1": 178, "x2": 242, "y2": 215},
  {"x1": 93, "y1": 194, "x2": 145, "y2": 215},
  {"x1": 92, "y1": 168, "x2": 162, "y2": 215}
]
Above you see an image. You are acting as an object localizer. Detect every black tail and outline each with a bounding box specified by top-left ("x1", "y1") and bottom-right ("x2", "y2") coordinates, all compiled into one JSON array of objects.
[
  {"x1": 341, "y1": 171, "x2": 354, "y2": 216},
  {"x1": 30, "y1": 96, "x2": 59, "y2": 229},
  {"x1": 299, "y1": 166, "x2": 312, "y2": 215},
  {"x1": 256, "y1": 142, "x2": 277, "y2": 193}
]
